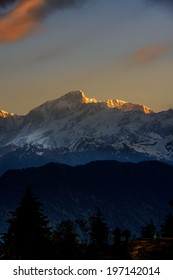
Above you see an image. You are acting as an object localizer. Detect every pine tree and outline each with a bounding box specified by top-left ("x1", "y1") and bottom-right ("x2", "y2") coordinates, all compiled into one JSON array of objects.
[
  {"x1": 161, "y1": 199, "x2": 173, "y2": 237},
  {"x1": 161, "y1": 213, "x2": 173, "y2": 237},
  {"x1": 2, "y1": 187, "x2": 51, "y2": 259},
  {"x1": 122, "y1": 229, "x2": 131, "y2": 242},
  {"x1": 112, "y1": 227, "x2": 131, "y2": 259},
  {"x1": 141, "y1": 220, "x2": 156, "y2": 238},
  {"x1": 112, "y1": 227, "x2": 122, "y2": 246},
  {"x1": 52, "y1": 219, "x2": 79, "y2": 259},
  {"x1": 89, "y1": 207, "x2": 109, "y2": 249}
]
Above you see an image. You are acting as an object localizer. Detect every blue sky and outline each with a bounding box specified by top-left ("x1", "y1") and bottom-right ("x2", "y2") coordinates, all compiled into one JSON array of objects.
[{"x1": 0, "y1": 0, "x2": 173, "y2": 114}]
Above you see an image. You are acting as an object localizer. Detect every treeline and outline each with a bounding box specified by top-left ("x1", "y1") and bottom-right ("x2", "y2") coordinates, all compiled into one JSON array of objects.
[{"x1": 0, "y1": 187, "x2": 173, "y2": 260}]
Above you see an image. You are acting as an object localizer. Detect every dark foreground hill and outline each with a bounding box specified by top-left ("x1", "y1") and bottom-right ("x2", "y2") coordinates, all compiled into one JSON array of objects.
[{"x1": 0, "y1": 160, "x2": 173, "y2": 235}]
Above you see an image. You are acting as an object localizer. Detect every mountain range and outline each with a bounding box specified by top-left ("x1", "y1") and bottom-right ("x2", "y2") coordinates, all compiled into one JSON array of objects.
[
  {"x1": 0, "y1": 90, "x2": 173, "y2": 174},
  {"x1": 0, "y1": 160, "x2": 173, "y2": 235}
]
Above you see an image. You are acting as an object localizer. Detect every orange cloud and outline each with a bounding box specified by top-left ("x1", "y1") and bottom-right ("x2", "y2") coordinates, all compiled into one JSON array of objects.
[
  {"x1": 133, "y1": 43, "x2": 169, "y2": 66},
  {"x1": 0, "y1": 0, "x2": 87, "y2": 42},
  {"x1": 0, "y1": 0, "x2": 45, "y2": 42}
]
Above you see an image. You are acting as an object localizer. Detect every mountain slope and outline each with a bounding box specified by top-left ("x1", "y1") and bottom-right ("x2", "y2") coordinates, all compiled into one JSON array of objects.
[
  {"x1": 0, "y1": 160, "x2": 173, "y2": 235},
  {"x1": 0, "y1": 91, "x2": 173, "y2": 174}
]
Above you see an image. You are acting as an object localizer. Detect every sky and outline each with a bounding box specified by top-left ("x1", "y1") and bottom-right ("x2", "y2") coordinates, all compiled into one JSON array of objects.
[{"x1": 0, "y1": 0, "x2": 173, "y2": 114}]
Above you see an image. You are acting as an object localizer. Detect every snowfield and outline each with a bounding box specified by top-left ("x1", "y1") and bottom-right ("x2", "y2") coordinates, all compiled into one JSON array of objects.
[{"x1": 0, "y1": 90, "x2": 173, "y2": 172}]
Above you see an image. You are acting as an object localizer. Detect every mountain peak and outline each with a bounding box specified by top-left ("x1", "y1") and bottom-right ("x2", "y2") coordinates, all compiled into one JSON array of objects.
[
  {"x1": 0, "y1": 90, "x2": 172, "y2": 169},
  {"x1": 61, "y1": 90, "x2": 98, "y2": 104},
  {"x1": 0, "y1": 109, "x2": 14, "y2": 118},
  {"x1": 31, "y1": 90, "x2": 153, "y2": 117},
  {"x1": 105, "y1": 99, "x2": 153, "y2": 114},
  {"x1": 62, "y1": 90, "x2": 84, "y2": 99},
  {"x1": 106, "y1": 99, "x2": 127, "y2": 108},
  {"x1": 60, "y1": 91, "x2": 153, "y2": 113}
]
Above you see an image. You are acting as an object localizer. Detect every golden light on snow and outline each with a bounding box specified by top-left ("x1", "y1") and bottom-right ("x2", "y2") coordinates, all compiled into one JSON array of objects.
[
  {"x1": 0, "y1": 110, "x2": 14, "y2": 118},
  {"x1": 80, "y1": 91, "x2": 153, "y2": 114},
  {"x1": 81, "y1": 91, "x2": 98, "y2": 104}
]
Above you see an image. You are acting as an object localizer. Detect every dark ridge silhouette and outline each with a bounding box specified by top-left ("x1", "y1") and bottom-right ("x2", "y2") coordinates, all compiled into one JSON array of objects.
[
  {"x1": 0, "y1": 160, "x2": 173, "y2": 236},
  {"x1": 1, "y1": 191, "x2": 173, "y2": 260}
]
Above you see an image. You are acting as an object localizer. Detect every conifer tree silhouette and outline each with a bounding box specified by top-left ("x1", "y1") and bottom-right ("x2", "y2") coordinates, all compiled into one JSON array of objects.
[
  {"x1": 141, "y1": 220, "x2": 156, "y2": 238},
  {"x1": 161, "y1": 199, "x2": 173, "y2": 237},
  {"x1": 52, "y1": 219, "x2": 79, "y2": 259},
  {"x1": 161, "y1": 213, "x2": 173, "y2": 237},
  {"x1": 2, "y1": 187, "x2": 51, "y2": 259},
  {"x1": 122, "y1": 229, "x2": 131, "y2": 242},
  {"x1": 112, "y1": 227, "x2": 131, "y2": 259},
  {"x1": 89, "y1": 207, "x2": 109, "y2": 249},
  {"x1": 112, "y1": 227, "x2": 122, "y2": 246}
]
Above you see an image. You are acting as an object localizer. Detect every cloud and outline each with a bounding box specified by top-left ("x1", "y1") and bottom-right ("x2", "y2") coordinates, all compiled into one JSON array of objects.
[
  {"x1": 147, "y1": 0, "x2": 173, "y2": 5},
  {"x1": 0, "y1": 0, "x2": 45, "y2": 42},
  {"x1": 132, "y1": 43, "x2": 169, "y2": 66},
  {"x1": 31, "y1": 32, "x2": 92, "y2": 63},
  {"x1": 145, "y1": 0, "x2": 173, "y2": 9},
  {"x1": 45, "y1": 0, "x2": 86, "y2": 10},
  {"x1": 0, "y1": 0, "x2": 86, "y2": 42},
  {"x1": 0, "y1": 0, "x2": 16, "y2": 8}
]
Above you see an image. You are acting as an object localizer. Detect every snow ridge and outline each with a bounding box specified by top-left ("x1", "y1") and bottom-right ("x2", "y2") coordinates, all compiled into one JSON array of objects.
[
  {"x1": 0, "y1": 110, "x2": 14, "y2": 118},
  {"x1": 0, "y1": 91, "x2": 172, "y2": 170}
]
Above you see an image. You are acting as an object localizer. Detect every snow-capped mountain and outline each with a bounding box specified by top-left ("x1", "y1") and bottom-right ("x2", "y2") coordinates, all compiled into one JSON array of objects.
[
  {"x1": 0, "y1": 90, "x2": 173, "y2": 174},
  {"x1": 0, "y1": 109, "x2": 14, "y2": 118}
]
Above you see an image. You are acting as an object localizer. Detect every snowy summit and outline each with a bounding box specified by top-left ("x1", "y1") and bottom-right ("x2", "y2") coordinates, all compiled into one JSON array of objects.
[{"x1": 0, "y1": 90, "x2": 172, "y2": 174}]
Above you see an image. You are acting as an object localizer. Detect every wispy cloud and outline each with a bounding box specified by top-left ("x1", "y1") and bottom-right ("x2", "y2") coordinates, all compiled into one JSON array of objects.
[
  {"x1": 0, "y1": 0, "x2": 16, "y2": 8},
  {"x1": 132, "y1": 43, "x2": 170, "y2": 66},
  {"x1": 0, "y1": 0, "x2": 86, "y2": 42},
  {"x1": 146, "y1": 0, "x2": 173, "y2": 7},
  {"x1": 30, "y1": 30, "x2": 93, "y2": 64},
  {"x1": 145, "y1": 0, "x2": 173, "y2": 12},
  {"x1": 0, "y1": 0, "x2": 45, "y2": 42}
]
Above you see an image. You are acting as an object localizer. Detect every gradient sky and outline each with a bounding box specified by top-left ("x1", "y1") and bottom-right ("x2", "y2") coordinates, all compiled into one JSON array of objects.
[{"x1": 0, "y1": 0, "x2": 173, "y2": 114}]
